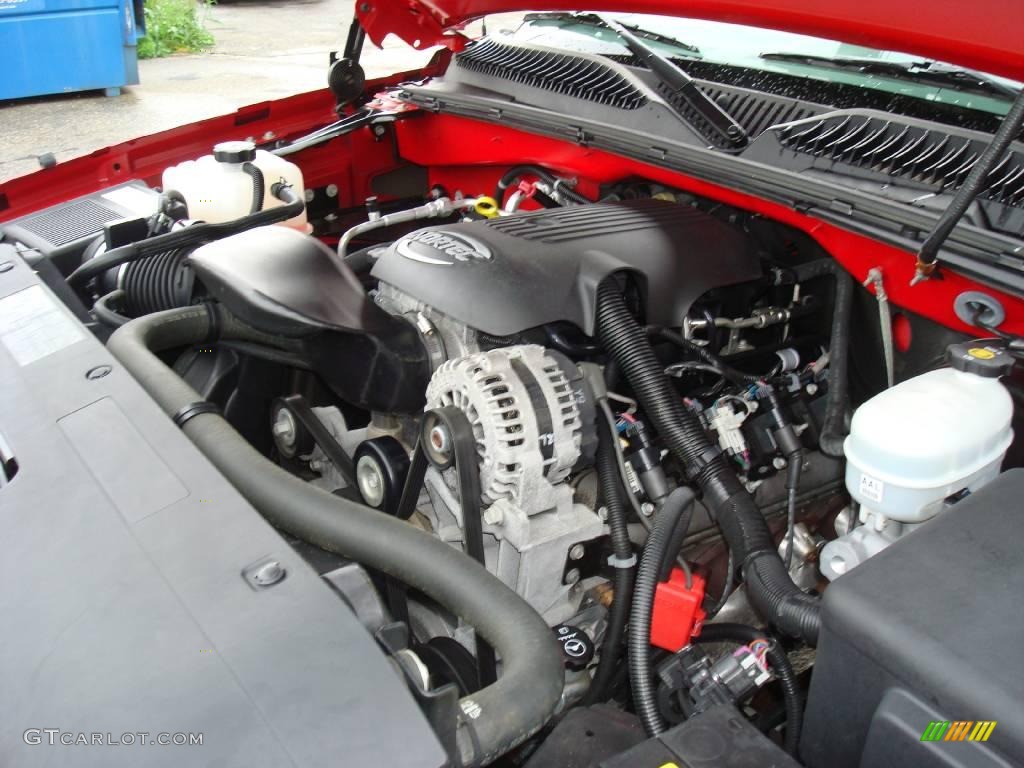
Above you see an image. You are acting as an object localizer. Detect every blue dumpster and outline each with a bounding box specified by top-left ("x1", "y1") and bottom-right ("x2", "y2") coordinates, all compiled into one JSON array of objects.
[{"x1": 0, "y1": 0, "x2": 145, "y2": 100}]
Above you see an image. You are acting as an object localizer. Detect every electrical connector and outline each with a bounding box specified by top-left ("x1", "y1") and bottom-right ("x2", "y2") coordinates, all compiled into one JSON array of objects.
[
  {"x1": 650, "y1": 568, "x2": 706, "y2": 652},
  {"x1": 709, "y1": 402, "x2": 748, "y2": 457},
  {"x1": 656, "y1": 641, "x2": 775, "y2": 720}
]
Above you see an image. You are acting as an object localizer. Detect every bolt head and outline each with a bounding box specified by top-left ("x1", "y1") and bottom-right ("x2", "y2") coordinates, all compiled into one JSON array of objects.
[
  {"x1": 564, "y1": 568, "x2": 581, "y2": 586},
  {"x1": 569, "y1": 544, "x2": 585, "y2": 561},
  {"x1": 641, "y1": 502, "x2": 655, "y2": 517},
  {"x1": 772, "y1": 456, "x2": 788, "y2": 470},
  {"x1": 272, "y1": 409, "x2": 297, "y2": 452},
  {"x1": 253, "y1": 561, "x2": 285, "y2": 586},
  {"x1": 429, "y1": 424, "x2": 451, "y2": 454},
  {"x1": 356, "y1": 455, "x2": 386, "y2": 508},
  {"x1": 483, "y1": 506, "x2": 504, "y2": 526}
]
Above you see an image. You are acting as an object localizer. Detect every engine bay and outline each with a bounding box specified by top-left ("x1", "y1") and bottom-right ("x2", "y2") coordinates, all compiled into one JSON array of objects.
[{"x1": 3, "y1": 90, "x2": 1024, "y2": 767}]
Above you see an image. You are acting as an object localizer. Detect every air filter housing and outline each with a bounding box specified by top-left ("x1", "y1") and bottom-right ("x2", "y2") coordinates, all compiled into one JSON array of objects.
[{"x1": 1, "y1": 182, "x2": 159, "y2": 274}]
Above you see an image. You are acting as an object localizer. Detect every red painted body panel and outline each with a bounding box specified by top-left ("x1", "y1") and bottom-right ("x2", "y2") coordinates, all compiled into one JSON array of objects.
[{"x1": 357, "y1": 0, "x2": 1024, "y2": 83}]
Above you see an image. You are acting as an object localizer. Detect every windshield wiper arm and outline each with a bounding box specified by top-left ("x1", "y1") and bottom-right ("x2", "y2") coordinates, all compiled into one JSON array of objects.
[
  {"x1": 524, "y1": 12, "x2": 702, "y2": 57},
  {"x1": 601, "y1": 16, "x2": 748, "y2": 150},
  {"x1": 759, "y1": 52, "x2": 1019, "y2": 100}
]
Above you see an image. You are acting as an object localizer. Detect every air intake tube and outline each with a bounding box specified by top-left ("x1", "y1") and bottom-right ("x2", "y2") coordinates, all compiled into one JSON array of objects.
[
  {"x1": 107, "y1": 304, "x2": 564, "y2": 767},
  {"x1": 595, "y1": 280, "x2": 820, "y2": 646}
]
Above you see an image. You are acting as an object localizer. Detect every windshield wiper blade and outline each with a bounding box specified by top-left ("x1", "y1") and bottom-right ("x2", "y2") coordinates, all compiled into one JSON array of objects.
[
  {"x1": 601, "y1": 16, "x2": 748, "y2": 150},
  {"x1": 759, "y1": 52, "x2": 1020, "y2": 100},
  {"x1": 524, "y1": 12, "x2": 702, "y2": 57}
]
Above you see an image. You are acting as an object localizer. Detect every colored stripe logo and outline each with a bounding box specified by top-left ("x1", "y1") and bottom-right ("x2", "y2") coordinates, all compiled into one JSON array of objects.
[{"x1": 921, "y1": 721, "x2": 997, "y2": 742}]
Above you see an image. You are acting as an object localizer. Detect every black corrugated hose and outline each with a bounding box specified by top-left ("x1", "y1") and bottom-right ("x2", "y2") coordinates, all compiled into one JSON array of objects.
[
  {"x1": 596, "y1": 281, "x2": 820, "y2": 646},
  {"x1": 629, "y1": 486, "x2": 695, "y2": 736},
  {"x1": 694, "y1": 623, "x2": 802, "y2": 756},
  {"x1": 106, "y1": 304, "x2": 564, "y2": 768},
  {"x1": 241, "y1": 162, "x2": 265, "y2": 213},
  {"x1": 583, "y1": 415, "x2": 636, "y2": 704},
  {"x1": 67, "y1": 183, "x2": 304, "y2": 287}
]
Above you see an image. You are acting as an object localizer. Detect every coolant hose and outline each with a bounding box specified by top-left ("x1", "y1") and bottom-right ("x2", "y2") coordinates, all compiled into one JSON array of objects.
[
  {"x1": 596, "y1": 282, "x2": 820, "y2": 646},
  {"x1": 67, "y1": 184, "x2": 304, "y2": 287},
  {"x1": 106, "y1": 305, "x2": 564, "y2": 768},
  {"x1": 693, "y1": 623, "x2": 802, "y2": 756},
  {"x1": 583, "y1": 415, "x2": 636, "y2": 704},
  {"x1": 629, "y1": 487, "x2": 695, "y2": 736},
  {"x1": 818, "y1": 268, "x2": 854, "y2": 457}
]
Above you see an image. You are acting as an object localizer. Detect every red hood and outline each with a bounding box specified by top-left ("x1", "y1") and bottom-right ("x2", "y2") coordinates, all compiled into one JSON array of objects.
[{"x1": 358, "y1": 0, "x2": 1024, "y2": 83}]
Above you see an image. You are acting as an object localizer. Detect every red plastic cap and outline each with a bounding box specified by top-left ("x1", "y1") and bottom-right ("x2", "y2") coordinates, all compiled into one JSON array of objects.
[{"x1": 650, "y1": 568, "x2": 707, "y2": 652}]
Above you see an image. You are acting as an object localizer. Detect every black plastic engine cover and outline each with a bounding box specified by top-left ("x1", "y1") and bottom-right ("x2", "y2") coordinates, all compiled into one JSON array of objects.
[
  {"x1": 189, "y1": 226, "x2": 430, "y2": 413},
  {"x1": 372, "y1": 199, "x2": 762, "y2": 337}
]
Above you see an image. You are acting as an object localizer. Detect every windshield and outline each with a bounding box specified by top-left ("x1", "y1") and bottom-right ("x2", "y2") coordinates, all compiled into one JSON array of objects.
[{"x1": 506, "y1": 13, "x2": 1022, "y2": 117}]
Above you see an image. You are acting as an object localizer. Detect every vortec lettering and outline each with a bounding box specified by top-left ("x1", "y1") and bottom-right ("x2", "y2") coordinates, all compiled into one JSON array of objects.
[{"x1": 399, "y1": 230, "x2": 492, "y2": 264}]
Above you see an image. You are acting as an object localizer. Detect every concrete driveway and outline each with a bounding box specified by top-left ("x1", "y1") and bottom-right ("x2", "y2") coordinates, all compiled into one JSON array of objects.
[{"x1": 0, "y1": 0, "x2": 445, "y2": 182}]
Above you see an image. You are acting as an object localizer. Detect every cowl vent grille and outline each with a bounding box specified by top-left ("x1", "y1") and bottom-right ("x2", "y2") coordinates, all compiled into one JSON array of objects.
[
  {"x1": 778, "y1": 115, "x2": 1024, "y2": 207},
  {"x1": 455, "y1": 39, "x2": 648, "y2": 110},
  {"x1": 701, "y1": 85, "x2": 821, "y2": 138}
]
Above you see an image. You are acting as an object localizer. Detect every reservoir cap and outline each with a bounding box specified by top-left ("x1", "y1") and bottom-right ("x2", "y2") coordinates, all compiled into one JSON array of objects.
[
  {"x1": 947, "y1": 341, "x2": 1014, "y2": 378},
  {"x1": 213, "y1": 140, "x2": 257, "y2": 164}
]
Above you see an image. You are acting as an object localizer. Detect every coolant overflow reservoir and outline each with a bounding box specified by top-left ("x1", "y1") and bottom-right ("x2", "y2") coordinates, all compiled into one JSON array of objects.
[
  {"x1": 821, "y1": 341, "x2": 1013, "y2": 580},
  {"x1": 161, "y1": 141, "x2": 309, "y2": 231}
]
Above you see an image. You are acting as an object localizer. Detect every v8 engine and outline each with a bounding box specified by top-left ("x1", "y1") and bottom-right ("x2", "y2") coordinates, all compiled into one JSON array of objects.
[{"x1": 13, "y1": 147, "x2": 1020, "y2": 768}]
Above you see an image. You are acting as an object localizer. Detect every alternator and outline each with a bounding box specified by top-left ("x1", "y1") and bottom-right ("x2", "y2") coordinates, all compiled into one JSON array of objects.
[{"x1": 425, "y1": 344, "x2": 595, "y2": 514}]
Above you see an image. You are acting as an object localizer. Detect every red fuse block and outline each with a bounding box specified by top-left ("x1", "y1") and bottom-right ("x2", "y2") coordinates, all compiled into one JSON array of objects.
[{"x1": 650, "y1": 568, "x2": 706, "y2": 652}]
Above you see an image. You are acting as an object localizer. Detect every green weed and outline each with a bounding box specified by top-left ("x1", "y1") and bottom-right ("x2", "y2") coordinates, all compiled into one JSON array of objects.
[{"x1": 137, "y1": 0, "x2": 215, "y2": 59}]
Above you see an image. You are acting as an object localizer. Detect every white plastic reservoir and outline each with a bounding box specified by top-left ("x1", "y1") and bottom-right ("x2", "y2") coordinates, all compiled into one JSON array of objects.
[
  {"x1": 821, "y1": 341, "x2": 1014, "y2": 580},
  {"x1": 162, "y1": 141, "x2": 308, "y2": 231}
]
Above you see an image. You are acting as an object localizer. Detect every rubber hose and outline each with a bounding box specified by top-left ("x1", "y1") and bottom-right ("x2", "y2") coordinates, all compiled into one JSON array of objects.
[
  {"x1": 241, "y1": 162, "x2": 265, "y2": 213},
  {"x1": 629, "y1": 487, "x2": 695, "y2": 736},
  {"x1": 653, "y1": 327, "x2": 765, "y2": 385},
  {"x1": 583, "y1": 414, "x2": 636, "y2": 704},
  {"x1": 92, "y1": 289, "x2": 130, "y2": 328},
  {"x1": 693, "y1": 623, "x2": 802, "y2": 757},
  {"x1": 68, "y1": 184, "x2": 304, "y2": 287},
  {"x1": 494, "y1": 165, "x2": 590, "y2": 206},
  {"x1": 818, "y1": 268, "x2": 854, "y2": 457},
  {"x1": 596, "y1": 282, "x2": 820, "y2": 646},
  {"x1": 658, "y1": 500, "x2": 695, "y2": 583},
  {"x1": 545, "y1": 325, "x2": 602, "y2": 357},
  {"x1": 106, "y1": 305, "x2": 564, "y2": 768}
]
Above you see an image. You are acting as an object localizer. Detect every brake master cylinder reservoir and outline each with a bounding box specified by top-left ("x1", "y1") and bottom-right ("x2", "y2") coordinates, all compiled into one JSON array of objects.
[
  {"x1": 820, "y1": 341, "x2": 1014, "y2": 580},
  {"x1": 161, "y1": 141, "x2": 309, "y2": 231}
]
